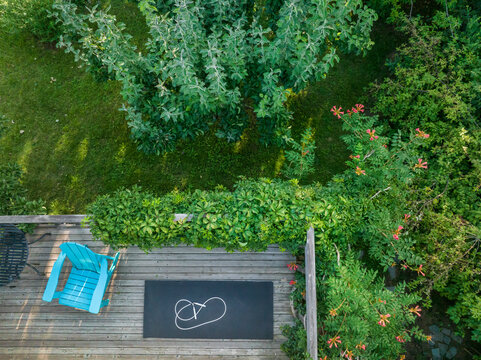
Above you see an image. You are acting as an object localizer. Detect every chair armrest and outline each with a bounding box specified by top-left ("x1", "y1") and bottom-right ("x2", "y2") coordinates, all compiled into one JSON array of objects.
[
  {"x1": 42, "y1": 252, "x2": 67, "y2": 302},
  {"x1": 108, "y1": 252, "x2": 120, "y2": 275},
  {"x1": 89, "y1": 257, "x2": 109, "y2": 314}
]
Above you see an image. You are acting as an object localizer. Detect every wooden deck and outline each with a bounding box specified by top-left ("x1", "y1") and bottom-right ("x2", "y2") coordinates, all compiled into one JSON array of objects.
[{"x1": 0, "y1": 224, "x2": 295, "y2": 359}]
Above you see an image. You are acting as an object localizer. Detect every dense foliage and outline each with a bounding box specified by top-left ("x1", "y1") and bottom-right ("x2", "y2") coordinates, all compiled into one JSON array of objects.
[
  {"x1": 0, "y1": 0, "x2": 84, "y2": 42},
  {"x1": 411, "y1": 212, "x2": 481, "y2": 341},
  {"x1": 86, "y1": 179, "x2": 326, "y2": 254},
  {"x1": 86, "y1": 108, "x2": 429, "y2": 268},
  {"x1": 282, "y1": 127, "x2": 316, "y2": 180},
  {"x1": 285, "y1": 259, "x2": 426, "y2": 360},
  {"x1": 0, "y1": 163, "x2": 46, "y2": 232},
  {"x1": 369, "y1": 8, "x2": 481, "y2": 343},
  {"x1": 52, "y1": 0, "x2": 377, "y2": 154},
  {"x1": 87, "y1": 107, "x2": 432, "y2": 357}
]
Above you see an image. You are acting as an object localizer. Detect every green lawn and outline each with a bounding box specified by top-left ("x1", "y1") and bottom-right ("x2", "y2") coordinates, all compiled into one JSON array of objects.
[{"x1": 0, "y1": 0, "x2": 398, "y2": 213}]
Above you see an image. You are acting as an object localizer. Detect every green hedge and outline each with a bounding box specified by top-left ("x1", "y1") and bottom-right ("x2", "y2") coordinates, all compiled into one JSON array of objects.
[{"x1": 86, "y1": 179, "x2": 331, "y2": 254}]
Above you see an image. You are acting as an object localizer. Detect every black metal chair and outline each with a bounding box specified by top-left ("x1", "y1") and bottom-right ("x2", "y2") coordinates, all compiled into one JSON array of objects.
[{"x1": 0, "y1": 224, "x2": 50, "y2": 286}]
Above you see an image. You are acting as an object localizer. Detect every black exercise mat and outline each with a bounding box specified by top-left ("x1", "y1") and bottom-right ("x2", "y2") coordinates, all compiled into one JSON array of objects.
[{"x1": 143, "y1": 280, "x2": 273, "y2": 339}]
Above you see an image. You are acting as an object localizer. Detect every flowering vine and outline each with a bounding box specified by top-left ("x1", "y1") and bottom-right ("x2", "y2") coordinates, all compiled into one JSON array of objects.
[
  {"x1": 287, "y1": 262, "x2": 298, "y2": 271},
  {"x1": 378, "y1": 313, "x2": 391, "y2": 327},
  {"x1": 327, "y1": 336, "x2": 342, "y2": 348},
  {"x1": 416, "y1": 265, "x2": 425, "y2": 276},
  {"x1": 409, "y1": 305, "x2": 422, "y2": 317},
  {"x1": 331, "y1": 106, "x2": 344, "y2": 119},
  {"x1": 355, "y1": 167, "x2": 366, "y2": 176},
  {"x1": 415, "y1": 128, "x2": 430, "y2": 138},
  {"x1": 392, "y1": 225, "x2": 403, "y2": 240},
  {"x1": 366, "y1": 129, "x2": 379, "y2": 141},
  {"x1": 414, "y1": 158, "x2": 428, "y2": 169}
]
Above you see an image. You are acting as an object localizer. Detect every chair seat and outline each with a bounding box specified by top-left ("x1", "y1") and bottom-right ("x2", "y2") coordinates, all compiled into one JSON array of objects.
[{"x1": 58, "y1": 268, "x2": 100, "y2": 311}]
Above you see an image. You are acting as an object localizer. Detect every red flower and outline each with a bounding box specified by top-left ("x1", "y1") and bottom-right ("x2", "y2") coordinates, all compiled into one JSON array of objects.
[
  {"x1": 414, "y1": 158, "x2": 428, "y2": 169},
  {"x1": 378, "y1": 314, "x2": 391, "y2": 327},
  {"x1": 396, "y1": 335, "x2": 406, "y2": 343},
  {"x1": 287, "y1": 263, "x2": 299, "y2": 271},
  {"x1": 327, "y1": 336, "x2": 341, "y2": 348},
  {"x1": 403, "y1": 214, "x2": 411, "y2": 222},
  {"x1": 416, "y1": 264, "x2": 425, "y2": 276},
  {"x1": 331, "y1": 106, "x2": 344, "y2": 119},
  {"x1": 349, "y1": 154, "x2": 360, "y2": 159},
  {"x1": 415, "y1": 128, "x2": 430, "y2": 138},
  {"x1": 289, "y1": 280, "x2": 296, "y2": 285},
  {"x1": 366, "y1": 129, "x2": 379, "y2": 141},
  {"x1": 355, "y1": 104, "x2": 365, "y2": 113},
  {"x1": 355, "y1": 342, "x2": 366, "y2": 351},
  {"x1": 344, "y1": 349, "x2": 354, "y2": 360},
  {"x1": 355, "y1": 167, "x2": 366, "y2": 176},
  {"x1": 393, "y1": 225, "x2": 403, "y2": 240},
  {"x1": 409, "y1": 305, "x2": 422, "y2": 317}
]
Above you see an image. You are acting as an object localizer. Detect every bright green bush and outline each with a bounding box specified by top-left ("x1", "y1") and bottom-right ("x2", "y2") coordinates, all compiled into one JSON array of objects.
[
  {"x1": 369, "y1": 9, "x2": 481, "y2": 342},
  {"x1": 52, "y1": 0, "x2": 377, "y2": 154},
  {"x1": 371, "y1": 13, "x2": 481, "y2": 133},
  {"x1": 86, "y1": 179, "x2": 327, "y2": 254}
]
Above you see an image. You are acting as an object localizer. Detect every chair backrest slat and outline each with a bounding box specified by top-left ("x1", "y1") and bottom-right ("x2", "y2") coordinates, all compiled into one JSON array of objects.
[
  {"x1": 79, "y1": 244, "x2": 100, "y2": 273},
  {"x1": 60, "y1": 243, "x2": 101, "y2": 273}
]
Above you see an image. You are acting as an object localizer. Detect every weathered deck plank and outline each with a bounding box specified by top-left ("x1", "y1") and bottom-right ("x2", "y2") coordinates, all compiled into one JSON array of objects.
[{"x1": 0, "y1": 225, "x2": 295, "y2": 359}]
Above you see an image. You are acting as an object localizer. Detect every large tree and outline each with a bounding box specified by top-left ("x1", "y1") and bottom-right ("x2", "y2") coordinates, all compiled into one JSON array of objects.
[{"x1": 53, "y1": 0, "x2": 377, "y2": 154}]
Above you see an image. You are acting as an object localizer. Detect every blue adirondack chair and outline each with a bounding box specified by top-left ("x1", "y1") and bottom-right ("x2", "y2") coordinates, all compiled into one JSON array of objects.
[{"x1": 42, "y1": 242, "x2": 120, "y2": 314}]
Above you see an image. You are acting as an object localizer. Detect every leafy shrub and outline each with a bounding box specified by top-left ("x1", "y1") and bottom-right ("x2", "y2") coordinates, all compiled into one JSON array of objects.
[
  {"x1": 410, "y1": 212, "x2": 481, "y2": 341},
  {"x1": 281, "y1": 320, "x2": 310, "y2": 360},
  {"x1": 282, "y1": 127, "x2": 316, "y2": 180},
  {"x1": 366, "y1": 0, "x2": 464, "y2": 23},
  {"x1": 369, "y1": 10, "x2": 481, "y2": 228},
  {"x1": 52, "y1": 0, "x2": 377, "y2": 154},
  {"x1": 0, "y1": 163, "x2": 46, "y2": 232},
  {"x1": 283, "y1": 258, "x2": 427, "y2": 359},
  {"x1": 315, "y1": 259, "x2": 425, "y2": 359},
  {"x1": 86, "y1": 179, "x2": 326, "y2": 254},
  {"x1": 371, "y1": 13, "x2": 481, "y2": 134},
  {"x1": 319, "y1": 105, "x2": 432, "y2": 270},
  {"x1": 369, "y1": 8, "x2": 481, "y2": 342}
]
